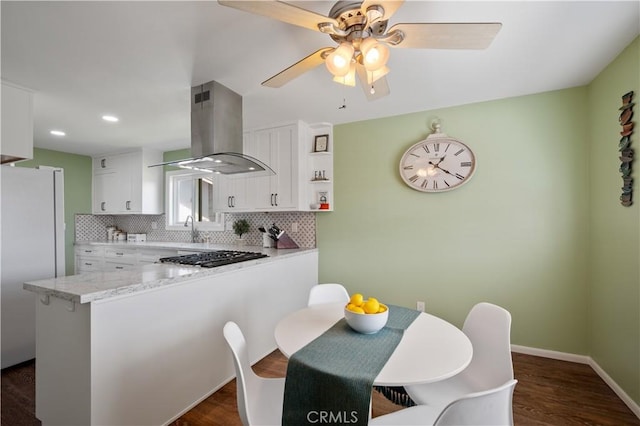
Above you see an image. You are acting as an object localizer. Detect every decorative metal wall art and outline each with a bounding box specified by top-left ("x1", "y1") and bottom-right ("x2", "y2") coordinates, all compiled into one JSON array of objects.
[{"x1": 619, "y1": 91, "x2": 634, "y2": 206}]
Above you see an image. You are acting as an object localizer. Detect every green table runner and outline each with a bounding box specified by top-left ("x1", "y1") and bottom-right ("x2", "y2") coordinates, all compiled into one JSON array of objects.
[{"x1": 282, "y1": 305, "x2": 420, "y2": 426}]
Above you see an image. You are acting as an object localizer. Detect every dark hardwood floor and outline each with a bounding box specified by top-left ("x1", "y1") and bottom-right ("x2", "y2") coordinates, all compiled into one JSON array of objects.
[{"x1": 2, "y1": 351, "x2": 639, "y2": 425}]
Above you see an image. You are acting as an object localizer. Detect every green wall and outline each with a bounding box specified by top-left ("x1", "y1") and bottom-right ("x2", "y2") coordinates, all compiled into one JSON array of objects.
[
  {"x1": 318, "y1": 88, "x2": 590, "y2": 352},
  {"x1": 318, "y1": 36, "x2": 640, "y2": 406},
  {"x1": 588, "y1": 37, "x2": 639, "y2": 403},
  {"x1": 17, "y1": 148, "x2": 92, "y2": 275}
]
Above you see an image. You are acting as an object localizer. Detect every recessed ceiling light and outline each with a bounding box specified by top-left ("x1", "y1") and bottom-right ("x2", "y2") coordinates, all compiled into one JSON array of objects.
[
  {"x1": 50, "y1": 130, "x2": 66, "y2": 136},
  {"x1": 102, "y1": 115, "x2": 119, "y2": 122}
]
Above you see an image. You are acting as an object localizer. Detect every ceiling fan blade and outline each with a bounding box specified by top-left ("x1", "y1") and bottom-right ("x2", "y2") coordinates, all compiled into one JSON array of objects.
[
  {"x1": 386, "y1": 22, "x2": 502, "y2": 49},
  {"x1": 356, "y1": 64, "x2": 390, "y2": 101},
  {"x1": 218, "y1": 1, "x2": 339, "y2": 33},
  {"x1": 262, "y1": 47, "x2": 334, "y2": 88},
  {"x1": 361, "y1": 0, "x2": 404, "y2": 22}
]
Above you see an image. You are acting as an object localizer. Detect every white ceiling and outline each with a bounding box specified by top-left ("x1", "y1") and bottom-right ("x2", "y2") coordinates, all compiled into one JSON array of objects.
[{"x1": 2, "y1": 1, "x2": 638, "y2": 157}]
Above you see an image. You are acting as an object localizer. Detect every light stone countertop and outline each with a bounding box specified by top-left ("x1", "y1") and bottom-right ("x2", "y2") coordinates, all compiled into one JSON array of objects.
[
  {"x1": 74, "y1": 240, "x2": 268, "y2": 252},
  {"x1": 25, "y1": 244, "x2": 316, "y2": 304}
]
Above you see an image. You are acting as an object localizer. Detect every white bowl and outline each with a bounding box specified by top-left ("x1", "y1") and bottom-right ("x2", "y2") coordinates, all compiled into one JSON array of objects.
[{"x1": 344, "y1": 304, "x2": 389, "y2": 334}]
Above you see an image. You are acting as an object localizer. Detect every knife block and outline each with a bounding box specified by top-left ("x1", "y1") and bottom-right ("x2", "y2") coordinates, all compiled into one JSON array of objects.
[{"x1": 276, "y1": 232, "x2": 299, "y2": 249}]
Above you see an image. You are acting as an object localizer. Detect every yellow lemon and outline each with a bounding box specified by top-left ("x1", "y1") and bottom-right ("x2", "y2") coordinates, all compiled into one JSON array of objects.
[
  {"x1": 346, "y1": 303, "x2": 357, "y2": 311},
  {"x1": 363, "y1": 299, "x2": 380, "y2": 314},
  {"x1": 348, "y1": 305, "x2": 365, "y2": 314},
  {"x1": 377, "y1": 304, "x2": 387, "y2": 313},
  {"x1": 349, "y1": 293, "x2": 364, "y2": 307}
]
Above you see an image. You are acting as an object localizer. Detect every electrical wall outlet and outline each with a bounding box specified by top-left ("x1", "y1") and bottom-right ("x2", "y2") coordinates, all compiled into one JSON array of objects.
[
  {"x1": 291, "y1": 222, "x2": 298, "y2": 233},
  {"x1": 416, "y1": 301, "x2": 425, "y2": 312}
]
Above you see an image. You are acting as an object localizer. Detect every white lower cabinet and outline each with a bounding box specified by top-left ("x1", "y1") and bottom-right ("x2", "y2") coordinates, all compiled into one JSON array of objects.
[
  {"x1": 75, "y1": 246, "x2": 105, "y2": 274},
  {"x1": 74, "y1": 245, "x2": 178, "y2": 274}
]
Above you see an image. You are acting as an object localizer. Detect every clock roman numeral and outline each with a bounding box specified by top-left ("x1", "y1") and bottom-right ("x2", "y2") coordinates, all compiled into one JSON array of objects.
[
  {"x1": 444, "y1": 180, "x2": 450, "y2": 187},
  {"x1": 410, "y1": 153, "x2": 420, "y2": 158},
  {"x1": 420, "y1": 180, "x2": 428, "y2": 189},
  {"x1": 422, "y1": 145, "x2": 430, "y2": 154},
  {"x1": 433, "y1": 181, "x2": 438, "y2": 190},
  {"x1": 454, "y1": 148, "x2": 464, "y2": 156},
  {"x1": 409, "y1": 175, "x2": 419, "y2": 183},
  {"x1": 403, "y1": 165, "x2": 413, "y2": 170},
  {"x1": 460, "y1": 161, "x2": 472, "y2": 167},
  {"x1": 444, "y1": 143, "x2": 451, "y2": 152},
  {"x1": 455, "y1": 173, "x2": 465, "y2": 180},
  {"x1": 433, "y1": 143, "x2": 440, "y2": 152}
]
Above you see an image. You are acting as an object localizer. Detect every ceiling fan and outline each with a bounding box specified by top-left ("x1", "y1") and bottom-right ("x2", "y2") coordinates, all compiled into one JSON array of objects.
[{"x1": 218, "y1": 0, "x2": 501, "y2": 101}]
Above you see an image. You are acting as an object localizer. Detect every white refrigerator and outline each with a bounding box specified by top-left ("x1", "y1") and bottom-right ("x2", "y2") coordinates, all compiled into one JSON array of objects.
[{"x1": 1, "y1": 165, "x2": 65, "y2": 368}]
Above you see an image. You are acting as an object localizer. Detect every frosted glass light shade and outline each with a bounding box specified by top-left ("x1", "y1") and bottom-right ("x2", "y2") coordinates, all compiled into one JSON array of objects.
[
  {"x1": 360, "y1": 37, "x2": 389, "y2": 72},
  {"x1": 326, "y1": 43, "x2": 355, "y2": 77},
  {"x1": 333, "y1": 62, "x2": 356, "y2": 86},
  {"x1": 364, "y1": 65, "x2": 389, "y2": 84}
]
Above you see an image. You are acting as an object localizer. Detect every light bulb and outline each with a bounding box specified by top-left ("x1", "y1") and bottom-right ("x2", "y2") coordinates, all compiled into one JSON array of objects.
[
  {"x1": 370, "y1": 86, "x2": 375, "y2": 95},
  {"x1": 326, "y1": 43, "x2": 355, "y2": 77},
  {"x1": 360, "y1": 38, "x2": 389, "y2": 72}
]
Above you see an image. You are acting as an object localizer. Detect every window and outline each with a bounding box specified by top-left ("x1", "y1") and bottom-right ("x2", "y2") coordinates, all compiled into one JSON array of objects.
[{"x1": 165, "y1": 170, "x2": 225, "y2": 231}]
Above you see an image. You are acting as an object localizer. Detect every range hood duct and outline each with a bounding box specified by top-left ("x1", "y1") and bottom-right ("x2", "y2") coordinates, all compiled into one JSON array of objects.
[{"x1": 150, "y1": 81, "x2": 274, "y2": 176}]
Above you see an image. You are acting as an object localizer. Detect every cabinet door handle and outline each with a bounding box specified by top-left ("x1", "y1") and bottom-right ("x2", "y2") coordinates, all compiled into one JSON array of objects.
[
  {"x1": 115, "y1": 266, "x2": 124, "y2": 270},
  {"x1": 270, "y1": 193, "x2": 274, "y2": 206},
  {"x1": 84, "y1": 262, "x2": 92, "y2": 266},
  {"x1": 231, "y1": 196, "x2": 235, "y2": 208},
  {"x1": 274, "y1": 193, "x2": 278, "y2": 206},
  {"x1": 115, "y1": 252, "x2": 124, "y2": 256},
  {"x1": 101, "y1": 202, "x2": 106, "y2": 211},
  {"x1": 126, "y1": 201, "x2": 131, "y2": 210},
  {"x1": 101, "y1": 159, "x2": 106, "y2": 168},
  {"x1": 227, "y1": 196, "x2": 231, "y2": 208}
]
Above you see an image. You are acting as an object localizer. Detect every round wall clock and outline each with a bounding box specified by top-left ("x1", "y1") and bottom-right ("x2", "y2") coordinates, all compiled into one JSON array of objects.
[{"x1": 399, "y1": 130, "x2": 476, "y2": 193}]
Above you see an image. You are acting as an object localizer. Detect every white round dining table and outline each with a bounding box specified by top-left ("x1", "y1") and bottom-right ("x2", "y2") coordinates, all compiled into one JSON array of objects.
[{"x1": 274, "y1": 303, "x2": 473, "y2": 386}]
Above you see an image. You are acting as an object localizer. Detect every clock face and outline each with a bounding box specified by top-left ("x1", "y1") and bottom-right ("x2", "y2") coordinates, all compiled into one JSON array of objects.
[{"x1": 399, "y1": 136, "x2": 476, "y2": 192}]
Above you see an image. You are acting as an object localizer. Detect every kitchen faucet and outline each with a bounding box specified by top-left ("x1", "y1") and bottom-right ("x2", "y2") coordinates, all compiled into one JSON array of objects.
[{"x1": 184, "y1": 215, "x2": 196, "y2": 243}]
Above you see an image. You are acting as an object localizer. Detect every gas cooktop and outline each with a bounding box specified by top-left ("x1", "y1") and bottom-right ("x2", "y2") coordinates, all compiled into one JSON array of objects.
[{"x1": 158, "y1": 250, "x2": 268, "y2": 268}]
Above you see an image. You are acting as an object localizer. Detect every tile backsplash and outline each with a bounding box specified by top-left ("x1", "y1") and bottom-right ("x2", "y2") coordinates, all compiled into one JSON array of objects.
[{"x1": 75, "y1": 212, "x2": 316, "y2": 248}]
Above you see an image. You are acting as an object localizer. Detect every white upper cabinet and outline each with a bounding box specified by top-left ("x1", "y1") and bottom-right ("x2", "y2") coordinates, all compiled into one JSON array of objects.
[
  {"x1": 216, "y1": 175, "x2": 250, "y2": 210},
  {"x1": 246, "y1": 123, "x2": 300, "y2": 211},
  {"x1": 210, "y1": 120, "x2": 334, "y2": 213},
  {"x1": 1, "y1": 82, "x2": 33, "y2": 164},
  {"x1": 93, "y1": 148, "x2": 163, "y2": 215}
]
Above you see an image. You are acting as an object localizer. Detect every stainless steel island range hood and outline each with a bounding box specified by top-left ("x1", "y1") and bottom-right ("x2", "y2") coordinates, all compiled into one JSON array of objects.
[{"x1": 151, "y1": 81, "x2": 273, "y2": 176}]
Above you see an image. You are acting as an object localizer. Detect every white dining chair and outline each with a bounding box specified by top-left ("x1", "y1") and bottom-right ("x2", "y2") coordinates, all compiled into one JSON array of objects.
[
  {"x1": 223, "y1": 321, "x2": 285, "y2": 426},
  {"x1": 405, "y1": 302, "x2": 513, "y2": 408},
  {"x1": 307, "y1": 283, "x2": 350, "y2": 306},
  {"x1": 370, "y1": 379, "x2": 518, "y2": 425}
]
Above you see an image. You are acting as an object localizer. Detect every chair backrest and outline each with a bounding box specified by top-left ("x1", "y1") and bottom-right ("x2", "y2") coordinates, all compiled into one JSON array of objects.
[
  {"x1": 307, "y1": 283, "x2": 350, "y2": 306},
  {"x1": 223, "y1": 321, "x2": 259, "y2": 426},
  {"x1": 460, "y1": 302, "x2": 513, "y2": 389},
  {"x1": 435, "y1": 379, "x2": 518, "y2": 425}
]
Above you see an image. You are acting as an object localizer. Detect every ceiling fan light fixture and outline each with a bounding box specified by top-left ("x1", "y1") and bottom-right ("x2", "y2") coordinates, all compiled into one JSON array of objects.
[
  {"x1": 333, "y1": 62, "x2": 357, "y2": 86},
  {"x1": 325, "y1": 42, "x2": 355, "y2": 77},
  {"x1": 365, "y1": 65, "x2": 389, "y2": 85},
  {"x1": 360, "y1": 37, "x2": 389, "y2": 71}
]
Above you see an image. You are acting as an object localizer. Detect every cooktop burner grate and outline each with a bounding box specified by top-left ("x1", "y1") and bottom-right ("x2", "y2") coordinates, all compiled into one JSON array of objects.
[{"x1": 158, "y1": 250, "x2": 268, "y2": 268}]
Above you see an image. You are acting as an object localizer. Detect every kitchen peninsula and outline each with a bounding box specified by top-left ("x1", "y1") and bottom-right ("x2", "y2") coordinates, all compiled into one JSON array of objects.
[{"x1": 24, "y1": 245, "x2": 318, "y2": 426}]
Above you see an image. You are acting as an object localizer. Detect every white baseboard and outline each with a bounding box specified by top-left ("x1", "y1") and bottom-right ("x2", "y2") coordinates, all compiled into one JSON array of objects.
[
  {"x1": 511, "y1": 345, "x2": 640, "y2": 419},
  {"x1": 511, "y1": 344, "x2": 590, "y2": 364}
]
